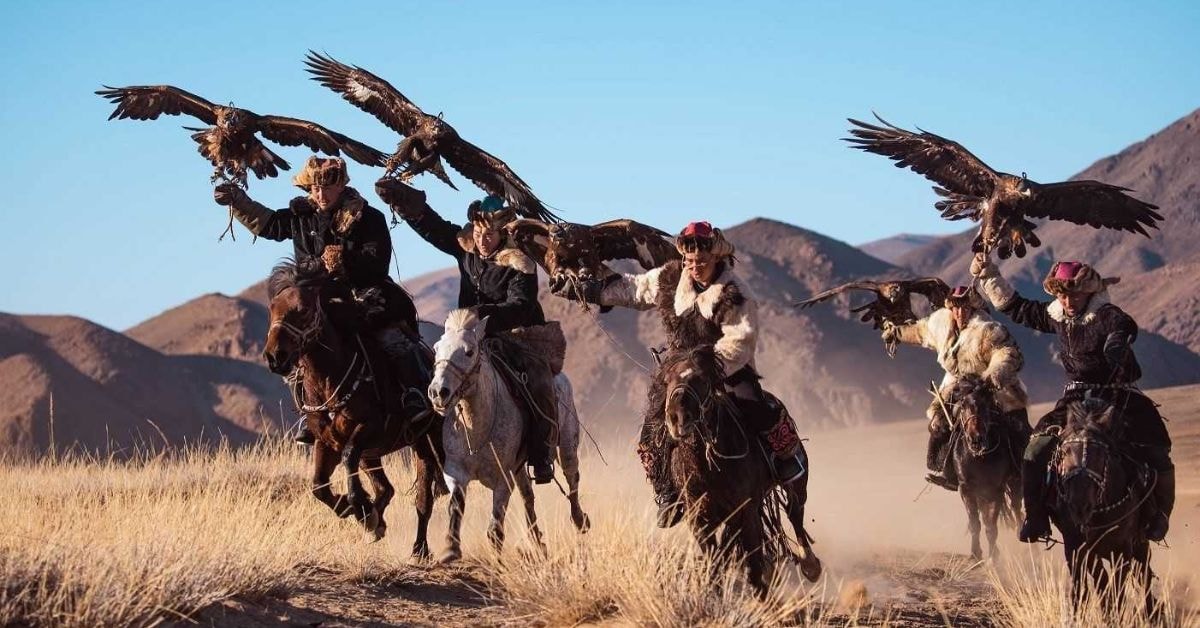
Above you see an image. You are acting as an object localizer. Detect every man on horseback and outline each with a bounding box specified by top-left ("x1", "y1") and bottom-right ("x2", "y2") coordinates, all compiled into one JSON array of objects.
[
  {"x1": 214, "y1": 157, "x2": 423, "y2": 443},
  {"x1": 972, "y1": 255, "x2": 1175, "y2": 543},
  {"x1": 552, "y1": 220, "x2": 805, "y2": 527},
  {"x1": 882, "y1": 285, "x2": 1031, "y2": 491},
  {"x1": 375, "y1": 180, "x2": 559, "y2": 485}
]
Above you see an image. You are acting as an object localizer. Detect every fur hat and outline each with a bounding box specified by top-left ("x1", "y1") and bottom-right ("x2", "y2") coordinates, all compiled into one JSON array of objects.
[
  {"x1": 466, "y1": 195, "x2": 516, "y2": 230},
  {"x1": 944, "y1": 285, "x2": 986, "y2": 310},
  {"x1": 1042, "y1": 261, "x2": 1120, "y2": 296},
  {"x1": 675, "y1": 221, "x2": 735, "y2": 259},
  {"x1": 292, "y1": 156, "x2": 349, "y2": 190}
]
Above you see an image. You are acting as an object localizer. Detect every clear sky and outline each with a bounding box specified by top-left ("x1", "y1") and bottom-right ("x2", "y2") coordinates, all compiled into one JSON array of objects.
[{"x1": 2, "y1": 1, "x2": 1197, "y2": 330}]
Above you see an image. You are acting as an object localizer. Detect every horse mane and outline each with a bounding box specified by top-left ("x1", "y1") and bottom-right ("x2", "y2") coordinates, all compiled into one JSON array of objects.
[
  {"x1": 444, "y1": 308, "x2": 480, "y2": 332},
  {"x1": 1066, "y1": 395, "x2": 1115, "y2": 433},
  {"x1": 660, "y1": 345, "x2": 727, "y2": 382},
  {"x1": 267, "y1": 258, "x2": 326, "y2": 301}
]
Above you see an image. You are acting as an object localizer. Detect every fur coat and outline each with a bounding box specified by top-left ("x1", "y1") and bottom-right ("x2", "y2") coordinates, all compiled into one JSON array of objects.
[{"x1": 895, "y1": 308, "x2": 1028, "y2": 415}]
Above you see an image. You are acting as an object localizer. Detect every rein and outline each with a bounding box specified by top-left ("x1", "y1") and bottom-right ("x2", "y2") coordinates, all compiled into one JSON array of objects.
[
  {"x1": 1055, "y1": 431, "x2": 1155, "y2": 533},
  {"x1": 667, "y1": 378, "x2": 749, "y2": 462}
]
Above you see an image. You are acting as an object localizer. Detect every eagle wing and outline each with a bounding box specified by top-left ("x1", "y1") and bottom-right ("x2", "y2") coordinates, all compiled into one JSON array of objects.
[
  {"x1": 304, "y1": 51, "x2": 430, "y2": 137},
  {"x1": 96, "y1": 84, "x2": 219, "y2": 125},
  {"x1": 905, "y1": 277, "x2": 952, "y2": 309},
  {"x1": 1026, "y1": 180, "x2": 1163, "y2": 236},
  {"x1": 439, "y1": 138, "x2": 559, "y2": 222},
  {"x1": 589, "y1": 219, "x2": 680, "y2": 269},
  {"x1": 794, "y1": 281, "x2": 882, "y2": 309},
  {"x1": 845, "y1": 114, "x2": 1000, "y2": 198},
  {"x1": 504, "y1": 219, "x2": 554, "y2": 273},
  {"x1": 254, "y1": 115, "x2": 388, "y2": 167}
]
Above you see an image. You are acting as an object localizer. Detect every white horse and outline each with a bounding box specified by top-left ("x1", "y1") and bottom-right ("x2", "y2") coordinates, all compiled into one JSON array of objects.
[{"x1": 429, "y1": 309, "x2": 590, "y2": 563}]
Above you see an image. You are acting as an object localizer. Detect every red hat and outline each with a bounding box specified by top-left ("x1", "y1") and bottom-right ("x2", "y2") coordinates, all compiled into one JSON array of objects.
[
  {"x1": 1042, "y1": 261, "x2": 1119, "y2": 296},
  {"x1": 680, "y1": 221, "x2": 714, "y2": 239}
]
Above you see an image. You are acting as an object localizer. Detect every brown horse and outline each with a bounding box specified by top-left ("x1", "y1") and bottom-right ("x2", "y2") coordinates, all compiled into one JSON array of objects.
[
  {"x1": 659, "y1": 346, "x2": 821, "y2": 595},
  {"x1": 1050, "y1": 396, "x2": 1156, "y2": 611},
  {"x1": 940, "y1": 376, "x2": 1023, "y2": 560},
  {"x1": 264, "y1": 262, "x2": 445, "y2": 558}
]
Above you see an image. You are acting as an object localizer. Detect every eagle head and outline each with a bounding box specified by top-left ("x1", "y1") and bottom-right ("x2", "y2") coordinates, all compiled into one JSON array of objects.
[
  {"x1": 883, "y1": 283, "x2": 903, "y2": 302},
  {"x1": 1016, "y1": 173, "x2": 1032, "y2": 197},
  {"x1": 218, "y1": 107, "x2": 245, "y2": 131}
]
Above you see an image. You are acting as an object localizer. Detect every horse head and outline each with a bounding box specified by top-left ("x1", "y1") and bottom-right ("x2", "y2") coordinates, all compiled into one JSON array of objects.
[
  {"x1": 429, "y1": 309, "x2": 488, "y2": 415},
  {"x1": 945, "y1": 375, "x2": 1002, "y2": 456},
  {"x1": 262, "y1": 260, "x2": 353, "y2": 375},
  {"x1": 661, "y1": 345, "x2": 726, "y2": 441},
  {"x1": 1056, "y1": 395, "x2": 1121, "y2": 526}
]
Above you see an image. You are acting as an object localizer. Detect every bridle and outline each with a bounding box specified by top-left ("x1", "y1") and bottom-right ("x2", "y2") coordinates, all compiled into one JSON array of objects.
[
  {"x1": 1054, "y1": 425, "x2": 1152, "y2": 532},
  {"x1": 271, "y1": 291, "x2": 372, "y2": 416},
  {"x1": 431, "y1": 332, "x2": 488, "y2": 413},
  {"x1": 665, "y1": 367, "x2": 748, "y2": 461}
]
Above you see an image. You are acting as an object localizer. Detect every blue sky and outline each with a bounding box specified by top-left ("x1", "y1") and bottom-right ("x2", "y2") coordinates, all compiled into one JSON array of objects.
[{"x1": 2, "y1": 1, "x2": 1198, "y2": 329}]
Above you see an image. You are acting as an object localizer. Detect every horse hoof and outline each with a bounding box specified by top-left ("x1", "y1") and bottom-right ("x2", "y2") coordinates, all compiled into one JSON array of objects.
[
  {"x1": 574, "y1": 512, "x2": 591, "y2": 534},
  {"x1": 438, "y1": 548, "x2": 462, "y2": 565},
  {"x1": 409, "y1": 550, "x2": 432, "y2": 565},
  {"x1": 362, "y1": 509, "x2": 381, "y2": 534},
  {"x1": 801, "y1": 557, "x2": 823, "y2": 583}
]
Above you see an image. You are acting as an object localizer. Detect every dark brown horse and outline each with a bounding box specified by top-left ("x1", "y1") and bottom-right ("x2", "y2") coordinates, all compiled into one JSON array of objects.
[
  {"x1": 659, "y1": 346, "x2": 821, "y2": 595},
  {"x1": 939, "y1": 376, "x2": 1022, "y2": 560},
  {"x1": 264, "y1": 262, "x2": 445, "y2": 558},
  {"x1": 1050, "y1": 396, "x2": 1156, "y2": 610}
]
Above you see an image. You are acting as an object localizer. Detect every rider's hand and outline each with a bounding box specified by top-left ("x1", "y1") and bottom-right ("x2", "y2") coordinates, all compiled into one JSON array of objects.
[
  {"x1": 213, "y1": 182, "x2": 246, "y2": 207},
  {"x1": 880, "y1": 321, "x2": 899, "y2": 344},
  {"x1": 375, "y1": 178, "x2": 426, "y2": 218},
  {"x1": 969, "y1": 252, "x2": 993, "y2": 278}
]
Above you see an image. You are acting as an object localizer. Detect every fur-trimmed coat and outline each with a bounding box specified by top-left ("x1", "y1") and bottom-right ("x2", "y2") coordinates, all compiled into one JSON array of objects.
[
  {"x1": 401, "y1": 203, "x2": 545, "y2": 334},
  {"x1": 894, "y1": 308, "x2": 1028, "y2": 415},
  {"x1": 600, "y1": 260, "x2": 757, "y2": 376},
  {"x1": 977, "y1": 267, "x2": 1142, "y2": 385},
  {"x1": 231, "y1": 186, "x2": 393, "y2": 288}
]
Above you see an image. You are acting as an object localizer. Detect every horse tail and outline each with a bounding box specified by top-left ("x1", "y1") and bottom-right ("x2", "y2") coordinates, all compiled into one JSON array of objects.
[{"x1": 760, "y1": 486, "x2": 801, "y2": 563}]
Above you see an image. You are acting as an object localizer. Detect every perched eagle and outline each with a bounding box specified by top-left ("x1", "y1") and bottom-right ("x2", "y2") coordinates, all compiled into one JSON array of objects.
[
  {"x1": 96, "y1": 85, "x2": 388, "y2": 188},
  {"x1": 795, "y1": 277, "x2": 950, "y2": 356},
  {"x1": 506, "y1": 218, "x2": 679, "y2": 306},
  {"x1": 304, "y1": 51, "x2": 559, "y2": 222},
  {"x1": 845, "y1": 115, "x2": 1163, "y2": 259}
]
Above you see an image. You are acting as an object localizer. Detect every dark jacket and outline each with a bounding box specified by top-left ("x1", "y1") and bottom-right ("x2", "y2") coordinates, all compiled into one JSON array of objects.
[
  {"x1": 999, "y1": 292, "x2": 1142, "y2": 385},
  {"x1": 402, "y1": 204, "x2": 545, "y2": 334},
  {"x1": 230, "y1": 187, "x2": 417, "y2": 330}
]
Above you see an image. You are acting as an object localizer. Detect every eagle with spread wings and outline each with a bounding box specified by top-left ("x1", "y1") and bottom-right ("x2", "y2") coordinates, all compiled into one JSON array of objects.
[
  {"x1": 506, "y1": 218, "x2": 679, "y2": 308},
  {"x1": 304, "y1": 51, "x2": 559, "y2": 223},
  {"x1": 795, "y1": 277, "x2": 951, "y2": 356},
  {"x1": 845, "y1": 115, "x2": 1163, "y2": 259},
  {"x1": 95, "y1": 85, "x2": 387, "y2": 188}
]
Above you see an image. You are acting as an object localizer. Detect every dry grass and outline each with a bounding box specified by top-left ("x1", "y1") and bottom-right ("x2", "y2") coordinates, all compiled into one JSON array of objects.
[{"x1": 1, "y1": 437, "x2": 1196, "y2": 627}]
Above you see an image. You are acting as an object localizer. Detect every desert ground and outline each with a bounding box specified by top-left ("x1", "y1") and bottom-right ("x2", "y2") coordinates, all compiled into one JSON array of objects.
[{"x1": 2, "y1": 385, "x2": 1198, "y2": 627}]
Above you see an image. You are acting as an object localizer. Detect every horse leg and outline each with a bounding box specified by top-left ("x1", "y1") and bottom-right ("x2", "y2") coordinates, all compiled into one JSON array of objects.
[
  {"x1": 409, "y1": 435, "x2": 440, "y2": 562},
  {"x1": 1132, "y1": 540, "x2": 1158, "y2": 619},
  {"x1": 984, "y1": 492, "x2": 1002, "y2": 559},
  {"x1": 785, "y1": 478, "x2": 822, "y2": 582},
  {"x1": 342, "y1": 424, "x2": 378, "y2": 532},
  {"x1": 961, "y1": 487, "x2": 983, "y2": 560},
  {"x1": 559, "y1": 439, "x2": 590, "y2": 533},
  {"x1": 487, "y1": 481, "x2": 514, "y2": 555},
  {"x1": 311, "y1": 441, "x2": 352, "y2": 518},
  {"x1": 363, "y1": 456, "x2": 393, "y2": 542},
  {"x1": 739, "y1": 507, "x2": 770, "y2": 598},
  {"x1": 513, "y1": 468, "x2": 546, "y2": 552},
  {"x1": 439, "y1": 472, "x2": 467, "y2": 564}
]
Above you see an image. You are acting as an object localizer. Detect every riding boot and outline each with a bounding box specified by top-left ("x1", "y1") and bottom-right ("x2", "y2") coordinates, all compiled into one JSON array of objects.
[
  {"x1": 1019, "y1": 458, "x2": 1051, "y2": 542},
  {"x1": 291, "y1": 418, "x2": 317, "y2": 445},
  {"x1": 924, "y1": 430, "x2": 956, "y2": 491},
  {"x1": 761, "y1": 405, "x2": 805, "y2": 485},
  {"x1": 638, "y1": 424, "x2": 682, "y2": 528},
  {"x1": 1146, "y1": 465, "x2": 1175, "y2": 542},
  {"x1": 520, "y1": 360, "x2": 558, "y2": 485}
]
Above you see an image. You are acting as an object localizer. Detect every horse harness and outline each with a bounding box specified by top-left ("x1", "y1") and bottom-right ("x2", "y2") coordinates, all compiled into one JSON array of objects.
[{"x1": 1052, "y1": 426, "x2": 1156, "y2": 533}]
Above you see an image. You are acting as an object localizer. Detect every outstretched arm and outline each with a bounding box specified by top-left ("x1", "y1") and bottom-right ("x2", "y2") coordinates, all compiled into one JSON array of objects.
[
  {"x1": 971, "y1": 253, "x2": 1055, "y2": 333},
  {"x1": 981, "y1": 324, "x2": 1024, "y2": 389},
  {"x1": 214, "y1": 183, "x2": 292, "y2": 241},
  {"x1": 376, "y1": 179, "x2": 464, "y2": 259}
]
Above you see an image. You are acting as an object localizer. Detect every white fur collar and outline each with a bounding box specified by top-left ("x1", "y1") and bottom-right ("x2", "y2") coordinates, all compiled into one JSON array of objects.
[
  {"x1": 1047, "y1": 291, "x2": 1110, "y2": 325},
  {"x1": 674, "y1": 265, "x2": 733, "y2": 318}
]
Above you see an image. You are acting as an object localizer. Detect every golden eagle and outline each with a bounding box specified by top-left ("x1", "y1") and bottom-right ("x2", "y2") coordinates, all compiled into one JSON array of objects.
[
  {"x1": 96, "y1": 85, "x2": 387, "y2": 188},
  {"x1": 304, "y1": 51, "x2": 559, "y2": 222},
  {"x1": 795, "y1": 277, "x2": 951, "y2": 356},
  {"x1": 506, "y1": 218, "x2": 679, "y2": 307},
  {"x1": 845, "y1": 115, "x2": 1163, "y2": 259}
]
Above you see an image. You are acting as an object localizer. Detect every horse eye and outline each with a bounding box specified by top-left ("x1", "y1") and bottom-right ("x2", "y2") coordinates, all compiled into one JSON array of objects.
[{"x1": 464, "y1": 349, "x2": 474, "y2": 357}]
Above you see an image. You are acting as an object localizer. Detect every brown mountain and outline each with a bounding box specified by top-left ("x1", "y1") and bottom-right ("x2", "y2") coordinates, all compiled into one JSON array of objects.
[
  {"x1": 858, "y1": 233, "x2": 940, "y2": 265},
  {"x1": 897, "y1": 107, "x2": 1200, "y2": 340},
  {"x1": 127, "y1": 293, "x2": 269, "y2": 362},
  {"x1": 0, "y1": 313, "x2": 285, "y2": 455}
]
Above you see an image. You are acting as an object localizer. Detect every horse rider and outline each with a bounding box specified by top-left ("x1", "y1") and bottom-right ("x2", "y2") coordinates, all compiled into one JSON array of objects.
[
  {"x1": 882, "y1": 285, "x2": 1031, "y2": 491},
  {"x1": 375, "y1": 179, "x2": 559, "y2": 485},
  {"x1": 214, "y1": 156, "x2": 422, "y2": 443},
  {"x1": 552, "y1": 220, "x2": 805, "y2": 527},
  {"x1": 972, "y1": 254, "x2": 1174, "y2": 543}
]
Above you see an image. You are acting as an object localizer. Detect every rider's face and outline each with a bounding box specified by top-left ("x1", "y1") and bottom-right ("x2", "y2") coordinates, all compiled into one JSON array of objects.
[
  {"x1": 1056, "y1": 291, "x2": 1091, "y2": 318},
  {"x1": 310, "y1": 181, "x2": 346, "y2": 211},
  {"x1": 685, "y1": 250, "x2": 718, "y2": 285},
  {"x1": 474, "y1": 225, "x2": 502, "y2": 257},
  {"x1": 950, "y1": 305, "x2": 973, "y2": 328}
]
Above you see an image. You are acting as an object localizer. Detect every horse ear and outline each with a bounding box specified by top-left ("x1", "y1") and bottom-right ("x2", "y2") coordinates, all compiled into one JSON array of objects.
[{"x1": 477, "y1": 314, "x2": 491, "y2": 333}]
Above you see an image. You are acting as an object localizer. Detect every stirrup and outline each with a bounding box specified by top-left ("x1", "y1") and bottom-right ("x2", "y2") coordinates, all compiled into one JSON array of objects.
[
  {"x1": 772, "y1": 454, "x2": 805, "y2": 485},
  {"x1": 924, "y1": 473, "x2": 958, "y2": 491}
]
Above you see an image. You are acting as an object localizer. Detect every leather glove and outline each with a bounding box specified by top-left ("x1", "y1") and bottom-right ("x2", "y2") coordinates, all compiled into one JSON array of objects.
[
  {"x1": 880, "y1": 321, "x2": 900, "y2": 344},
  {"x1": 969, "y1": 252, "x2": 993, "y2": 279},
  {"x1": 375, "y1": 178, "x2": 427, "y2": 219},
  {"x1": 213, "y1": 182, "x2": 247, "y2": 207},
  {"x1": 551, "y1": 275, "x2": 605, "y2": 304}
]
